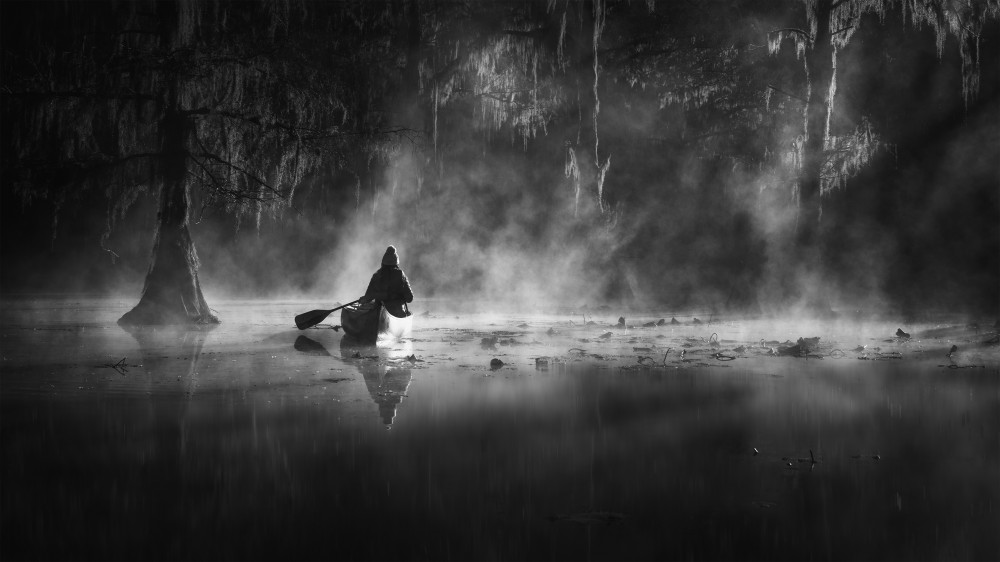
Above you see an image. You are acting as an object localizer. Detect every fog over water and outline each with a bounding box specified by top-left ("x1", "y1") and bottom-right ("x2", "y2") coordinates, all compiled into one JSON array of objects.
[
  {"x1": 1, "y1": 2, "x2": 999, "y2": 559},
  {"x1": 2, "y1": 299, "x2": 998, "y2": 559}
]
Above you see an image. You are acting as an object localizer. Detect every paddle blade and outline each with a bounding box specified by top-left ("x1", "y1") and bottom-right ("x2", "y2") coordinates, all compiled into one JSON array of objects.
[{"x1": 295, "y1": 308, "x2": 333, "y2": 330}]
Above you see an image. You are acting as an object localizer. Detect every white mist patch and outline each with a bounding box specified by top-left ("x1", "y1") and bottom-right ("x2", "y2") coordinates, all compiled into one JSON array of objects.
[
  {"x1": 318, "y1": 221, "x2": 397, "y2": 301},
  {"x1": 303, "y1": 147, "x2": 634, "y2": 310}
]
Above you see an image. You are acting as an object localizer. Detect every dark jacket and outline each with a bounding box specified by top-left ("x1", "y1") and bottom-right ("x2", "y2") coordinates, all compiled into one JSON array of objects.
[{"x1": 363, "y1": 265, "x2": 413, "y2": 317}]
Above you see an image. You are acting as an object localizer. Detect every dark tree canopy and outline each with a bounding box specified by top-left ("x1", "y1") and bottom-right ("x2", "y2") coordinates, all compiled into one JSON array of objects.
[{"x1": 2, "y1": 0, "x2": 997, "y2": 317}]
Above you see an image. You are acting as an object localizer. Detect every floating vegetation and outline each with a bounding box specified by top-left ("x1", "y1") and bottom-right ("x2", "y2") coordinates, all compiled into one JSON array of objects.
[
  {"x1": 858, "y1": 351, "x2": 903, "y2": 360},
  {"x1": 98, "y1": 357, "x2": 129, "y2": 375}
]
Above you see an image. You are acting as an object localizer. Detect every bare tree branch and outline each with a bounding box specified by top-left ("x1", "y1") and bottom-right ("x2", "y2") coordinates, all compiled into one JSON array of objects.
[
  {"x1": 192, "y1": 151, "x2": 281, "y2": 196},
  {"x1": 768, "y1": 83, "x2": 806, "y2": 103},
  {"x1": 767, "y1": 28, "x2": 812, "y2": 41}
]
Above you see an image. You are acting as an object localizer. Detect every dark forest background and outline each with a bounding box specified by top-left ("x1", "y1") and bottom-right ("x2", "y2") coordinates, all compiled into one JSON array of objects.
[{"x1": 2, "y1": 0, "x2": 997, "y2": 318}]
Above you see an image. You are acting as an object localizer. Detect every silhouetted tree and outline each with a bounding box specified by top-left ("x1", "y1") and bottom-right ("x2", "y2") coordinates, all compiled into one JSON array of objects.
[{"x1": 2, "y1": 1, "x2": 399, "y2": 323}]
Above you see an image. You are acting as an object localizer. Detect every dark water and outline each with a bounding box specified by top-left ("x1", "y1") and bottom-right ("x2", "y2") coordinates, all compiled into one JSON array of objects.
[{"x1": 2, "y1": 299, "x2": 998, "y2": 560}]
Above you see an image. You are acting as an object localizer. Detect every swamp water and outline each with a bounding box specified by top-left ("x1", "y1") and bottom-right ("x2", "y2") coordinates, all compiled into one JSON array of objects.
[{"x1": 1, "y1": 298, "x2": 997, "y2": 560}]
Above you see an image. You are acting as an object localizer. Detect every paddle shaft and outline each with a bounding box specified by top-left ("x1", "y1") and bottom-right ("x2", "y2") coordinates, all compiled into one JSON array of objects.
[{"x1": 295, "y1": 299, "x2": 362, "y2": 330}]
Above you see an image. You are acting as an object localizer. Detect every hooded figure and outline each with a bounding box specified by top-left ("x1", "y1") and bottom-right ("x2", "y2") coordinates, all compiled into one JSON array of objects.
[{"x1": 360, "y1": 245, "x2": 414, "y2": 317}]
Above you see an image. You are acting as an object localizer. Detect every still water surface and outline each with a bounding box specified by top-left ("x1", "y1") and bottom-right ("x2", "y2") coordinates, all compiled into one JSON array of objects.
[{"x1": 2, "y1": 298, "x2": 997, "y2": 560}]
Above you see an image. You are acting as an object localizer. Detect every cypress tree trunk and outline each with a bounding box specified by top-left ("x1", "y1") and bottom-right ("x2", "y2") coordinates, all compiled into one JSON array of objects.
[
  {"x1": 568, "y1": 0, "x2": 608, "y2": 217},
  {"x1": 792, "y1": 0, "x2": 836, "y2": 311},
  {"x1": 798, "y1": 0, "x2": 834, "y2": 256},
  {"x1": 119, "y1": 108, "x2": 218, "y2": 325},
  {"x1": 119, "y1": 1, "x2": 216, "y2": 325}
]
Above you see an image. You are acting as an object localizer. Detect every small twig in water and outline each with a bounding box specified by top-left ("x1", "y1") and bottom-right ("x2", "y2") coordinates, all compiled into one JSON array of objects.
[{"x1": 100, "y1": 357, "x2": 129, "y2": 375}]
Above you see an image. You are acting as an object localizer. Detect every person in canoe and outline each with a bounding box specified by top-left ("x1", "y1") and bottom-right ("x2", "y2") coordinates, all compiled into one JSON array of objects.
[{"x1": 359, "y1": 245, "x2": 414, "y2": 317}]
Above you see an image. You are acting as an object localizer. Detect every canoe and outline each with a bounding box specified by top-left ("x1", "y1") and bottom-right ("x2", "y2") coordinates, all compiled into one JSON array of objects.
[{"x1": 341, "y1": 302, "x2": 412, "y2": 343}]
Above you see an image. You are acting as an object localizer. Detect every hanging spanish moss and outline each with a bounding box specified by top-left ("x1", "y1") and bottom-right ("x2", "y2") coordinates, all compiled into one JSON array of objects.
[{"x1": 2, "y1": 0, "x2": 997, "y2": 315}]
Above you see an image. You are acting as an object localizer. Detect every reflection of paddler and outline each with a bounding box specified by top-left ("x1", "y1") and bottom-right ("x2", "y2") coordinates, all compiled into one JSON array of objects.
[
  {"x1": 361, "y1": 365, "x2": 412, "y2": 426},
  {"x1": 341, "y1": 337, "x2": 412, "y2": 426}
]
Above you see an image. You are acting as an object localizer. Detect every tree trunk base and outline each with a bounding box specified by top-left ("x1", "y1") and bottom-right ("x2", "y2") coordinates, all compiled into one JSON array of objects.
[
  {"x1": 118, "y1": 223, "x2": 219, "y2": 326},
  {"x1": 118, "y1": 300, "x2": 219, "y2": 326}
]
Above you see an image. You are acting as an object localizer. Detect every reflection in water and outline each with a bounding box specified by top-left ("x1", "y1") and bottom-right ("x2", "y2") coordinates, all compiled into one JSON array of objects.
[
  {"x1": 121, "y1": 323, "x2": 216, "y2": 361},
  {"x1": 3, "y1": 301, "x2": 999, "y2": 560},
  {"x1": 117, "y1": 324, "x2": 218, "y2": 477},
  {"x1": 341, "y1": 336, "x2": 413, "y2": 426},
  {"x1": 362, "y1": 363, "x2": 412, "y2": 426},
  {"x1": 291, "y1": 334, "x2": 415, "y2": 426},
  {"x1": 119, "y1": 323, "x2": 217, "y2": 395},
  {"x1": 293, "y1": 334, "x2": 332, "y2": 355}
]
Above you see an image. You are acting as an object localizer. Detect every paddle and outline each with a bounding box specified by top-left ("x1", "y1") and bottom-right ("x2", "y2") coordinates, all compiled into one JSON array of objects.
[{"x1": 295, "y1": 299, "x2": 362, "y2": 330}]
